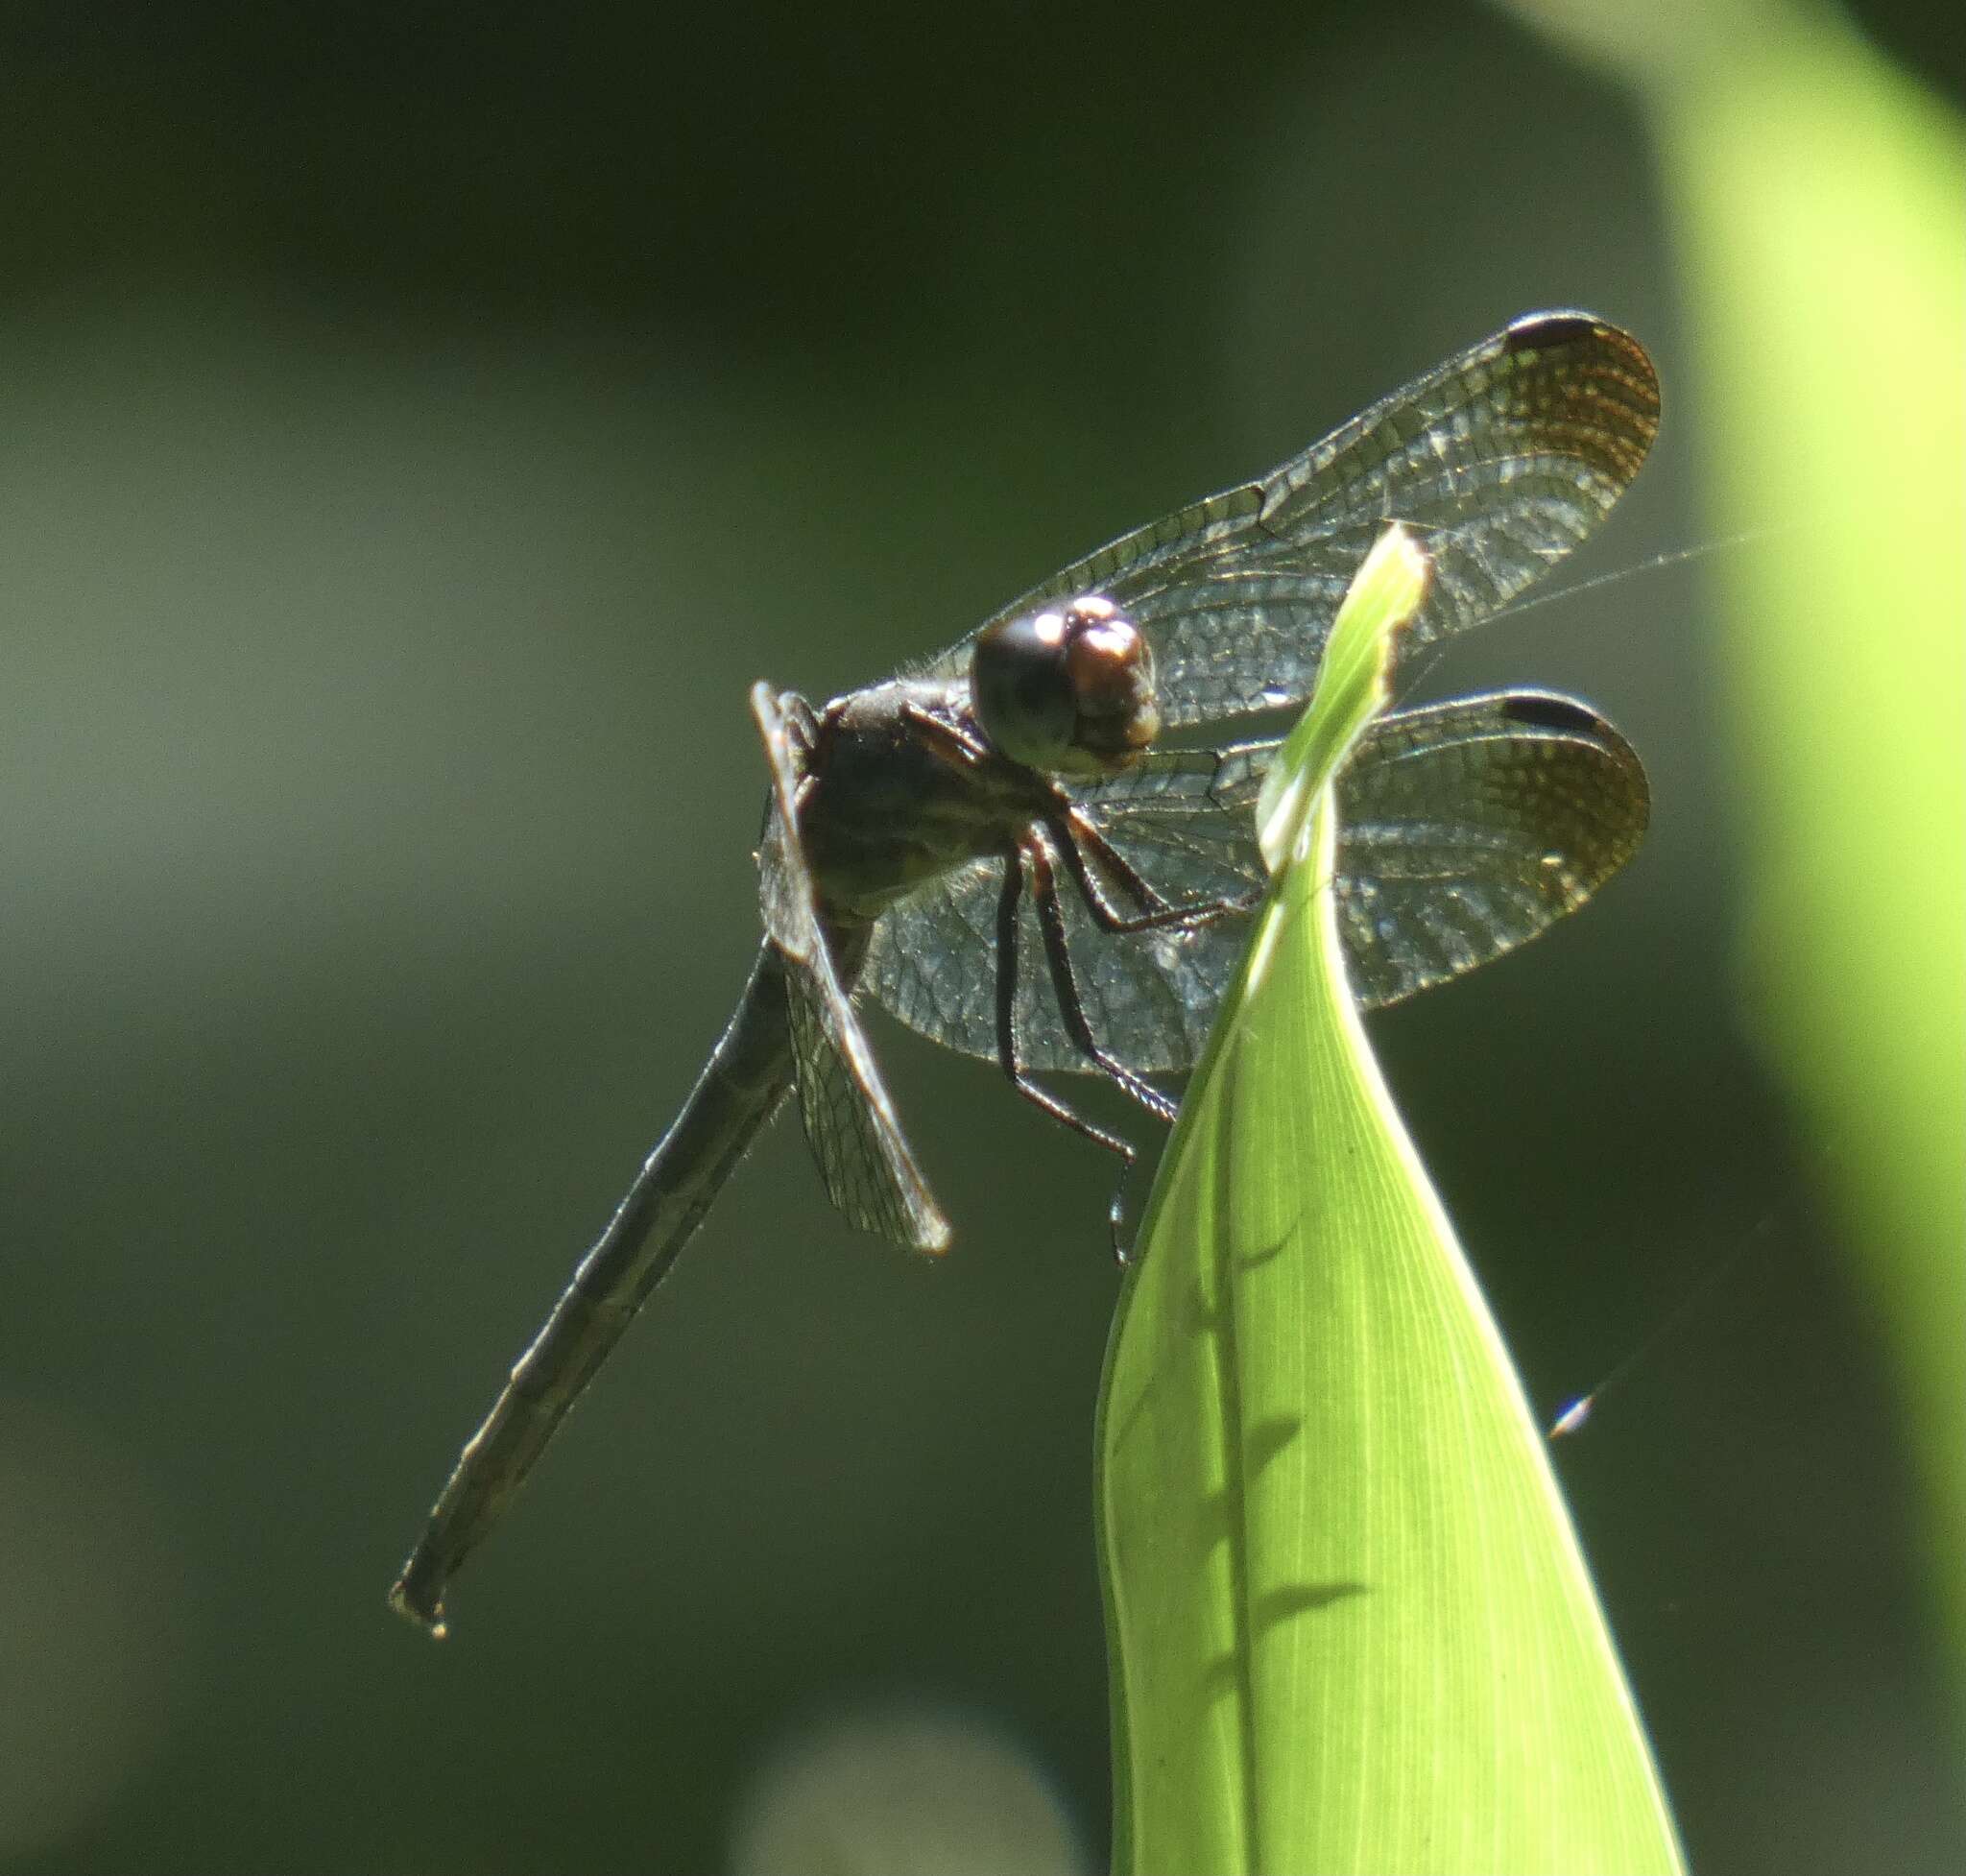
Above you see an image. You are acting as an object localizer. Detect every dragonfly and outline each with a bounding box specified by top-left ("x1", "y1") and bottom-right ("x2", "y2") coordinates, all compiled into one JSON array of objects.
[{"x1": 392, "y1": 310, "x2": 1659, "y2": 1633}]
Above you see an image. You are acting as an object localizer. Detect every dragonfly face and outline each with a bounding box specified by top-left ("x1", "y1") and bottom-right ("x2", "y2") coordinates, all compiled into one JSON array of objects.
[
  {"x1": 393, "y1": 310, "x2": 1662, "y2": 1632},
  {"x1": 970, "y1": 595, "x2": 1162, "y2": 777}
]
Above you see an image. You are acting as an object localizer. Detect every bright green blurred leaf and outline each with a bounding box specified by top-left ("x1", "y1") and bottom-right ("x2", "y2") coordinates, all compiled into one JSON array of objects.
[
  {"x1": 1660, "y1": 6, "x2": 1966, "y2": 1710},
  {"x1": 1509, "y1": 0, "x2": 1966, "y2": 1734},
  {"x1": 1096, "y1": 526, "x2": 1681, "y2": 1875}
]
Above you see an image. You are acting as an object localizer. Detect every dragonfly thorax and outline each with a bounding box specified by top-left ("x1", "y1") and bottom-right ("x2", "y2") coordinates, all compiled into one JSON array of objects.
[
  {"x1": 790, "y1": 677, "x2": 1054, "y2": 925},
  {"x1": 971, "y1": 594, "x2": 1161, "y2": 779}
]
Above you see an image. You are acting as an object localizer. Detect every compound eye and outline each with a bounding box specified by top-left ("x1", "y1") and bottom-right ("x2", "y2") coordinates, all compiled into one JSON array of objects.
[{"x1": 970, "y1": 596, "x2": 1161, "y2": 776}]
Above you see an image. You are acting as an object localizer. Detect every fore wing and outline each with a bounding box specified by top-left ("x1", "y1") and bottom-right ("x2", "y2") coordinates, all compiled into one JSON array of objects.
[
  {"x1": 750, "y1": 683, "x2": 951, "y2": 1254},
  {"x1": 862, "y1": 690, "x2": 1646, "y2": 1073},
  {"x1": 922, "y1": 314, "x2": 1658, "y2": 728}
]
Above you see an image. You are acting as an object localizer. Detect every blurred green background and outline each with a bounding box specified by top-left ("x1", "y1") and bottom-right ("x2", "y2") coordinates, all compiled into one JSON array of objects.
[{"x1": 2, "y1": 4, "x2": 1959, "y2": 1872}]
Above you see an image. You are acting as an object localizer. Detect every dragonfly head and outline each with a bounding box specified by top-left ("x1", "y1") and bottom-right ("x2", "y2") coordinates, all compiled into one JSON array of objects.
[{"x1": 971, "y1": 594, "x2": 1162, "y2": 777}]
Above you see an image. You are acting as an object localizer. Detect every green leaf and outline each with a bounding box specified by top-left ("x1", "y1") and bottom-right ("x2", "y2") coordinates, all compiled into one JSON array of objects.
[{"x1": 1095, "y1": 526, "x2": 1683, "y2": 1875}]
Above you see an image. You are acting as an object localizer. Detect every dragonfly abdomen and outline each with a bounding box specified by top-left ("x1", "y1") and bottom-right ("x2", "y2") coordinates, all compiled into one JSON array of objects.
[{"x1": 390, "y1": 941, "x2": 797, "y2": 1632}]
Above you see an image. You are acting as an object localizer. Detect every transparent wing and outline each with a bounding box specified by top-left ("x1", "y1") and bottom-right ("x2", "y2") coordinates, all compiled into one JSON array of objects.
[
  {"x1": 862, "y1": 690, "x2": 1646, "y2": 1071},
  {"x1": 750, "y1": 684, "x2": 951, "y2": 1254},
  {"x1": 863, "y1": 743, "x2": 1270, "y2": 1075},
  {"x1": 862, "y1": 850, "x2": 1258, "y2": 1077},
  {"x1": 1332, "y1": 689, "x2": 1649, "y2": 1007},
  {"x1": 855, "y1": 854, "x2": 1008, "y2": 1066},
  {"x1": 921, "y1": 313, "x2": 1659, "y2": 727}
]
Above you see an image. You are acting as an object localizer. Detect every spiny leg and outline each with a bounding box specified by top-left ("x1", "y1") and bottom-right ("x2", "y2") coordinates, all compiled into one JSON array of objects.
[
  {"x1": 900, "y1": 692, "x2": 1258, "y2": 936},
  {"x1": 902, "y1": 698, "x2": 991, "y2": 767},
  {"x1": 994, "y1": 850, "x2": 1142, "y2": 1249},
  {"x1": 1023, "y1": 827, "x2": 1179, "y2": 1126},
  {"x1": 1054, "y1": 805, "x2": 1262, "y2": 936},
  {"x1": 994, "y1": 856, "x2": 1141, "y2": 1153},
  {"x1": 1024, "y1": 828, "x2": 1191, "y2": 1258},
  {"x1": 899, "y1": 694, "x2": 1259, "y2": 937}
]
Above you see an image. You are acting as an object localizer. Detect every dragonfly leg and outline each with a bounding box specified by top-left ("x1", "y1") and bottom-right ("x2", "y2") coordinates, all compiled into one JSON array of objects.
[
  {"x1": 901, "y1": 701, "x2": 1258, "y2": 933},
  {"x1": 901, "y1": 698, "x2": 991, "y2": 766},
  {"x1": 994, "y1": 851, "x2": 1150, "y2": 1255},
  {"x1": 1023, "y1": 829, "x2": 1179, "y2": 1127},
  {"x1": 994, "y1": 856, "x2": 1144, "y2": 1148},
  {"x1": 1056, "y1": 805, "x2": 1262, "y2": 935}
]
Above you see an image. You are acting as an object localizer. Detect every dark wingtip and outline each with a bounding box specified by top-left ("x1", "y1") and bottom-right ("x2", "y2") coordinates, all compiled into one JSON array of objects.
[
  {"x1": 1498, "y1": 690, "x2": 1607, "y2": 735},
  {"x1": 1495, "y1": 689, "x2": 1650, "y2": 838},
  {"x1": 1502, "y1": 312, "x2": 1660, "y2": 419},
  {"x1": 1503, "y1": 309, "x2": 1613, "y2": 350}
]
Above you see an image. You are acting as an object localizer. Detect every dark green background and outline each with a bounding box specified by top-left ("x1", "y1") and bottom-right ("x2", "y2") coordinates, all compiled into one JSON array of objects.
[{"x1": 2, "y1": 4, "x2": 1958, "y2": 1871}]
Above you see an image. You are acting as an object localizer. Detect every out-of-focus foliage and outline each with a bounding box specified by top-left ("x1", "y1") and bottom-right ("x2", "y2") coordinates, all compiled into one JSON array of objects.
[{"x1": 1511, "y1": 0, "x2": 1966, "y2": 1729}]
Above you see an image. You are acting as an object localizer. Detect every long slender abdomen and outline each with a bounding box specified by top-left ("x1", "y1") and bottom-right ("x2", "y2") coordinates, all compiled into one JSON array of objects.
[{"x1": 390, "y1": 941, "x2": 795, "y2": 1633}]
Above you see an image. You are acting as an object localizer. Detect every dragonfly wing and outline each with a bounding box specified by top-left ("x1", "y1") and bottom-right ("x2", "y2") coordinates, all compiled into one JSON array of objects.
[
  {"x1": 922, "y1": 314, "x2": 1659, "y2": 728},
  {"x1": 858, "y1": 855, "x2": 1005, "y2": 1067},
  {"x1": 866, "y1": 691, "x2": 1645, "y2": 1069},
  {"x1": 864, "y1": 861, "x2": 1254, "y2": 1077},
  {"x1": 750, "y1": 684, "x2": 952, "y2": 1255},
  {"x1": 863, "y1": 744, "x2": 1273, "y2": 1077},
  {"x1": 780, "y1": 965, "x2": 951, "y2": 1253},
  {"x1": 1333, "y1": 689, "x2": 1650, "y2": 1009}
]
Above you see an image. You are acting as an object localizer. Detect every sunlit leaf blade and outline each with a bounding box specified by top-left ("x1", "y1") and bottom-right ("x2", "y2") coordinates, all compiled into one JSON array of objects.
[
  {"x1": 1095, "y1": 527, "x2": 1682, "y2": 1875},
  {"x1": 1252, "y1": 526, "x2": 1428, "y2": 873}
]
